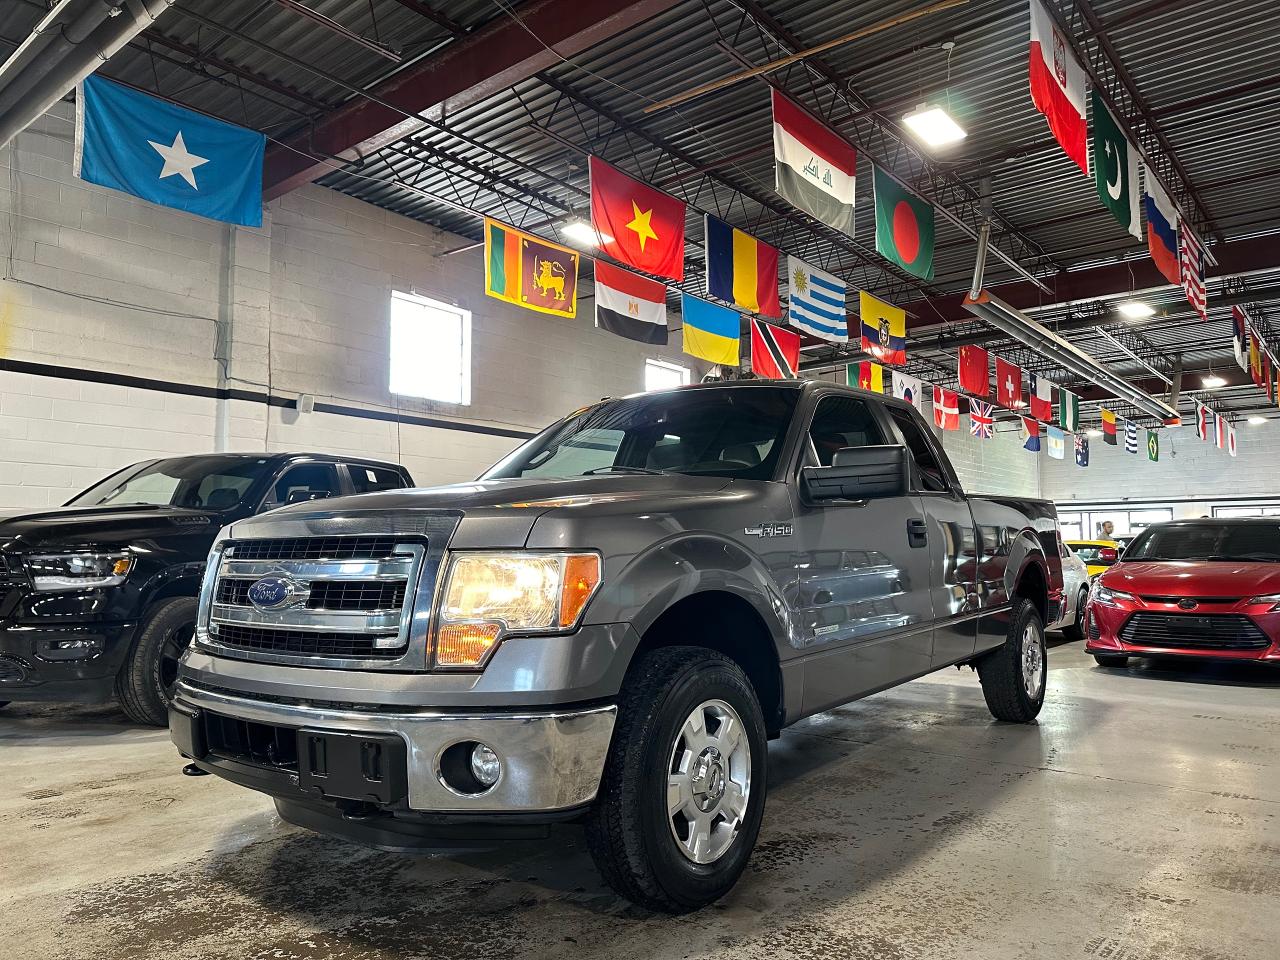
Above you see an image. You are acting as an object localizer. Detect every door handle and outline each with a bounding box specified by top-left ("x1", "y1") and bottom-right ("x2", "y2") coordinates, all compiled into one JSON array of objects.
[{"x1": 907, "y1": 518, "x2": 928, "y2": 548}]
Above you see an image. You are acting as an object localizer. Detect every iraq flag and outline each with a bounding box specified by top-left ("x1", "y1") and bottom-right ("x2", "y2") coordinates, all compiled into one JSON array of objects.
[
  {"x1": 75, "y1": 75, "x2": 265, "y2": 227},
  {"x1": 873, "y1": 165, "x2": 935, "y2": 282},
  {"x1": 771, "y1": 90, "x2": 857, "y2": 237},
  {"x1": 1091, "y1": 90, "x2": 1141, "y2": 239}
]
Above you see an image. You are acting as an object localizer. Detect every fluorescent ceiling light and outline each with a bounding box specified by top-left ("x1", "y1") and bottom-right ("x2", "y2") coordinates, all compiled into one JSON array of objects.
[
  {"x1": 1201, "y1": 374, "x2": 1226, "y2": 388},
  {"x1": 1086, "y1": 428, "x2": 1103, "y2": 437},
  {"x1": 902, "y1": 104, "x2": 966, "y2": 148},
  {"x1": 561, "y1": 219, "x2": 611, "y2": 247},
  {"x1": 1248, "y1": 415, "x2": 1267, "y2": 425},
  {"x1": 1117, "y1": 300, "x2": 1155, "y2": 320}
]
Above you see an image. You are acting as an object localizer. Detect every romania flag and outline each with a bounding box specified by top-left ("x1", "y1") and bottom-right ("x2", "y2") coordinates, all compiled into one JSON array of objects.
[
  {"x1": 681, "y1": 293, "x2": 741, "y2": 366},
  {"x1": 859, "y1": 291, "x2": 906, "y2": 366},
  {"x1": 1101, "y1": 408, "x2": 1118, "y2": 445},
  {"x1": 704, "y1": 214, "x2": 781, "y2": 318}
]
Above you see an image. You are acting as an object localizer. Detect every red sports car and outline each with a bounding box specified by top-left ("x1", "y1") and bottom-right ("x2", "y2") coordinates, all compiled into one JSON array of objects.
[{"x1": 1085, "y1": 519, "x2": 1280, "y2": 667}]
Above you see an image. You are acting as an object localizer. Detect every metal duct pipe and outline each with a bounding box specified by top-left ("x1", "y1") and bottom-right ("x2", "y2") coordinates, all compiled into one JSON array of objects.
[
  {"x1": 0, "y1": 0, "x2": 177, "y2": 149},
  {"x1": 963, "y1": 290, "x2": 1179, "y2": 423}
]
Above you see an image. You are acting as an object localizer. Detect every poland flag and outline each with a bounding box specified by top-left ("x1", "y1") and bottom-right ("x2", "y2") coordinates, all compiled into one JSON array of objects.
[{"x1": 1029, "y1": 0, "x2": 1088, "y2": 174}]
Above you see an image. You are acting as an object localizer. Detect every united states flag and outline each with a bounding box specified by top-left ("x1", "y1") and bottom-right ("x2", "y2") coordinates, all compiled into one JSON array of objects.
[
  {"x1": 969, "y1": 399, "x2": 995, "y2": 439},
  {"x1": 1180, "y1": 222, "x2": 1207, "y2": 320}
]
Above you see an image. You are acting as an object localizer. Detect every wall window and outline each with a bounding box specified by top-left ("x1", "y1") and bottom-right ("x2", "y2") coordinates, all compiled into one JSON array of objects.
[
  {"x1": 389, "y1": 290, "x2": 471, "y2": 404},
  {"x1": 645, "y1": 358, "x2": 691, "y2": 392}
]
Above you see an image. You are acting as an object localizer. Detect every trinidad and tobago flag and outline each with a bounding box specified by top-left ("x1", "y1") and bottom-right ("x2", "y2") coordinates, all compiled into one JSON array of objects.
[
  {"x1": 589, "y1": 156, "x2": 686, "y2": 281},
  {"x1": 749, "y1": 318, "x2": 799, "y2": 379},
  {"x1": 873, "y1": 165, "x2": 934, "y2": 281}
]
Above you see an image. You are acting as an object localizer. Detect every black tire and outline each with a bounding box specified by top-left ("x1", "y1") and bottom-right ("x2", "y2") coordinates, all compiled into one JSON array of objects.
[
  {"x1": 1061, "y1": 587, "x2": 1088, "y2": 642},
  {"x1": 0, "y1": 701, "x2": 9, "y2": 708},
  {"x1": 114, "y1": 597, "x2": 198, "y2": 726},
  {"x1": 1094, "y1": 654, "x2": 1129, "y2": 668},
  {"x1": 585, "y1": 646, "x2": 768, "y2": 913},
  {"x1": 977, "y1": 597, "x2": 1046, "y2": 723}
]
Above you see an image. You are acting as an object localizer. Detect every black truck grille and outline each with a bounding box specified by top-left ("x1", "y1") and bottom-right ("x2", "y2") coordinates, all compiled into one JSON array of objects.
[
  {"x1": 212, "y1": 624, "x2": 404, "y2": 659},
  {"x1": 1119, "y1": 613, "x2": 1271, "y2": 650},
  {"x1": 203, "y1": 711, "x2": 299, "y2": 770},
  {"x1": 229, "y1": 536, "x2": 400, "y2": 562},
  {"x1": 216, "y1": 579, "x2": 406, "y2": 611}
]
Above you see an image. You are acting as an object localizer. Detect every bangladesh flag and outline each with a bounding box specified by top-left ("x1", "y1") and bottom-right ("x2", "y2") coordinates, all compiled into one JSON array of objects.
[{"x1": 873, "y1": 165, "x2": 935, "y2": 281}]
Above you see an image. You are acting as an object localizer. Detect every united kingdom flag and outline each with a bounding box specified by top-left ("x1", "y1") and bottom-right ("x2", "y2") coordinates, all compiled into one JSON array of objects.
[{"x1": 970, "y1": 398, "x2": 995, "y2": 439}]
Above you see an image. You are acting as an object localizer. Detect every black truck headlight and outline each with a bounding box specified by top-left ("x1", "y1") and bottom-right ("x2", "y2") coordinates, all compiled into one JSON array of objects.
[{"x1": 27, "y1": 552, "x2": 134, "y2": 591}]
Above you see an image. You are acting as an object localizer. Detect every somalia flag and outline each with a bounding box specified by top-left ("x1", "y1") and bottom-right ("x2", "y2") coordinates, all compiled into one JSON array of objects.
[{"x1": 75, "y1": 75, "x2": 265, "y2": 227}]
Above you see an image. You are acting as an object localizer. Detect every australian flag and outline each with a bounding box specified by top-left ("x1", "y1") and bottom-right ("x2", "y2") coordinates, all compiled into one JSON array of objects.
[
  {"x1": 75, "y1": 75, "x2": 265, "y2": 227},
  {"x1": 1075, "y1": 434, "x2": 1090, "y2": 467}
]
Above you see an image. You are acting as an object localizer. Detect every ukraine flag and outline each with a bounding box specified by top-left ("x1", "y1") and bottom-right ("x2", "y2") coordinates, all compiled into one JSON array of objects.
[{"x1": 681, "y1": 294, "x2": 741, "y2": 366}]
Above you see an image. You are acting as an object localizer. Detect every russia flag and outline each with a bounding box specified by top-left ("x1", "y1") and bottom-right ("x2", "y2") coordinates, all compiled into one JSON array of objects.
[{"x1": 1145, "y1": 177, "x2": 1180, "y2": 286}]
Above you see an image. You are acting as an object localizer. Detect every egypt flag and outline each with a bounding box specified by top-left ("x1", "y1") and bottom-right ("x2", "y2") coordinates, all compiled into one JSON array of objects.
[
  {"x1": 996, "y1": 356, "x2": 1024, "y2": 409},
  {"x1": 771, "y1": 89, "x2": 857, "y2": 236},
  {"x1": 704, "y1": 215, "x2": 780, "y2": 317},
  {"x1": 933, "y1": 386, "x2": 960, "y2": 431},
  {"x1": 852, "y1": 360, "x2": 885, "y2": 394},
  {"x1": 1029, "y1": 373, "x2": 1054, "y2": 421},
  {"x1": 589, "y1": 156, "x2": 686, "y2": 281},
  {"x1": 750, "y1": 319, "x2": 799, "y2": 379},
  {"x1": 594, "y1": 260, "x2": 668, "y2": 345},
  {"x1": 859, "y1": 291, "x2": 906, "y2": 365},
  {"x1": 1101, "y1": 407, "x2": 1118, "y2": 444},
  {"x1": 873, "y1": 166, "x2": 935, "y2": 281},
  {"x1": 958, "y1": 344, "x2": 990, "y2": 397},
  {"x1": 1145, "y1": 175, "x2": 1180, "y2": 286},
  {"x1": 1029, "y1": 0, "x2": 1088, "y2": 174}
]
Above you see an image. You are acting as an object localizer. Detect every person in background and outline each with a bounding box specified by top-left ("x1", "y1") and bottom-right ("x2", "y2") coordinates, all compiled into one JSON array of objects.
[{"x1": 1099, "y1": 520, "x2": 1115, "y2": 538}]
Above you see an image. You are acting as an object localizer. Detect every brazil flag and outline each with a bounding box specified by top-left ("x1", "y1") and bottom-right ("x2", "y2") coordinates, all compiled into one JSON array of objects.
[{"x1": 873, "y1": 165, "x2": 935, "y2": 281}]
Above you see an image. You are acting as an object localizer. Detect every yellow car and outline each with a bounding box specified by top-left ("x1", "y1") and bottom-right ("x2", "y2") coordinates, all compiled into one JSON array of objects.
[{"x1": 1066, "y1": 539, "x2": 1123, "y2": 578}]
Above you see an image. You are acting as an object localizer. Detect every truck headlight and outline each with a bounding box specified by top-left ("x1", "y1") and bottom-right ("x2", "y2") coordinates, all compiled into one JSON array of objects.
[
  {"x1": 434, "y1": 552, "x2": 601, "y2": 668},
  {"x1": 27, "y1": 551, "x2": 134, "y2": 591}
]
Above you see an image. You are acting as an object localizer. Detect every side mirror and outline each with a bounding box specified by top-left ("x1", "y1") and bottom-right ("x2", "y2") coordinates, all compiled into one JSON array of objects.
[
  {"x1": 1098, "y1": 546, "x2": 1119, "y2": 564},
  {"x1": 802, "y1": 445, "x2": 909, "y2": 502}
]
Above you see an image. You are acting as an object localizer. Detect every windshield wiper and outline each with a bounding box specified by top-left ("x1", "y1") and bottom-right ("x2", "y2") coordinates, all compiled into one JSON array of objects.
[{"x1": 581, "y1": 465, "x2": 665, "y2": 476}]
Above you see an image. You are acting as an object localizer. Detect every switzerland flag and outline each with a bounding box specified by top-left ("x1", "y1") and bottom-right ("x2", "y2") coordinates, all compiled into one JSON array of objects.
[
  {"x1": 1029, "y1": 0, "x2": 1088, "y2": 175},
  {"x1": 590, "y1": 156, "x2": 686, "y2": 281},
  {"x1": 996, "y1": 356, "x2": 1024, "y2": 409}
]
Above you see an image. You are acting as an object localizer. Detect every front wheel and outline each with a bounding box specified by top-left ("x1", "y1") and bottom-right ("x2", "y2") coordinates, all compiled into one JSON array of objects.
[
  {"x1": 977, "y1": 598, "x2": 1046, "y2": 723},
  {"x1": 114, "y1": 597, "x2": 198, "y2": 726},
  {"x1": 585, "y1": 647, "x2": 767, "y2": 912},
  {"x1": 1061, "y1": 587, "x2": 1088, "y2": 642}
]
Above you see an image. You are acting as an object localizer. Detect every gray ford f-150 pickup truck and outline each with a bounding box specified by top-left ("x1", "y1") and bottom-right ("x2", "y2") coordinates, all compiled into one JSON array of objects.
[{"x1": 171, "y1": 380, "x2": 1063, "y2": 911}]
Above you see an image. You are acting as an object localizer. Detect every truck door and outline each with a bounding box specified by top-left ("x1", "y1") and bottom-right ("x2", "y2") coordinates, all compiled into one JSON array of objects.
[
  {"x1": 882, "y1": 404, "x2": 982, "y2": 666},
  {"x1": 790, "y1": 393, "x2": 935, "y2": 715}
]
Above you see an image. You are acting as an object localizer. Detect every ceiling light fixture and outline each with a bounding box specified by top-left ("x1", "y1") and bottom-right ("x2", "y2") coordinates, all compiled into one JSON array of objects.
[
  {"x1": 1201, "y1": 374, "x2": 1227, "y2": 388},
  {"x1": 1086, "y1": 428, "x2": 1103, "y2": 437},
  {"x1": 902, "y1": 104, "x2": 967, "y2": 148},
  {"x1": 1248, "y1": 415, "x2": 1267, "y2": 425},
  {"x1": 1117, "y1": 300, "x2": 1155, "y2": 320},
  {"x1": 561, "y1": 218, "x2": 610, "y2": 248}
]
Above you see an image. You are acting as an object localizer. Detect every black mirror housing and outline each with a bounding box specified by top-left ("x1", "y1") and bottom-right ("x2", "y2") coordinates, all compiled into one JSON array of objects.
[{"x1": 802, "y1": 445, "x2": 909, "y2": 501}]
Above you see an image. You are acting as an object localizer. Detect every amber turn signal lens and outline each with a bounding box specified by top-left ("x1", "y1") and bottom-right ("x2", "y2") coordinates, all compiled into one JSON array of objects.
[
  {"x1": 436, "y1": 622, "x2": 502, "y2": 668},
  {"x1": 559, "y1": 554, "x2": 601, "y2": 628}
]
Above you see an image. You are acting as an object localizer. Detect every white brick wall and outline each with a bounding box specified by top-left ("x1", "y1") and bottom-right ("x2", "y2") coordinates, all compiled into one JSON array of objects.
[{"x1": 939, "y1": 421, "x2": 1041, "y2": 498}]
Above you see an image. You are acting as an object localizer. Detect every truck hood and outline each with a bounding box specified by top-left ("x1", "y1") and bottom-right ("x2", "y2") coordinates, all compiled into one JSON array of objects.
[
  {"x1": 1103, "y1": 560, "x2": 1280, "y2": 597},
  {"x1": 0, "y1": 503, "x2": 219, "y2": 549}
]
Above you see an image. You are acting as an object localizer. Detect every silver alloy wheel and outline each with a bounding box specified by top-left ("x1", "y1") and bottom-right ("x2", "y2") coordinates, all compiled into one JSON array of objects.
[
  {"x1": 1021, "y1": 622, "x2": 1045, "y2": 698},
  {"x1": 666, "y1": 698, "x2": 752, "y2": 865}
]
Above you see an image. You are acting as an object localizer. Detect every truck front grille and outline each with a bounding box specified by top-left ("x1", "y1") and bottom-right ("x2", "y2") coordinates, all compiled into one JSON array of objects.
[
  {"x1": 216, "y1": 578, "x2": 406, "y2": 612},
  {"x1": 211, "y1": 623, "x2": 403, "y2": 659},
  {"x1": 228, "y1": 536, "x2": 400, "y2": 562}
]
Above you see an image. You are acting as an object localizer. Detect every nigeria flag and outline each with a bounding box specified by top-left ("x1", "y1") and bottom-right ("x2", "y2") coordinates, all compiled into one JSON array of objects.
[
  {"x1": 1091, "y1": 90, "x2": 1141, "y2": 239},
  {"x1": 873, "y1": 165, "x2": 934, "y2": 281}
]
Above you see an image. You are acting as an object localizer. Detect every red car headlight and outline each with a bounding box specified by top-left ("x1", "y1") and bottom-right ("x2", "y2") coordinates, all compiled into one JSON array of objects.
[
  {"x1": 1093, "y1": 584, "x2": 1135, "y2": 606},
  {"x1": 1246, "y1": 593, "x2": 1280, "y2": 612}
]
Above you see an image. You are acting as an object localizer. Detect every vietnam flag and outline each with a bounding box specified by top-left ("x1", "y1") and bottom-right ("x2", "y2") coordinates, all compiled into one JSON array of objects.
[
  {"x1": 1029, "y1": 0, "x2": 1088, "y2": 174},
  {"x1": 590, "y1": 156, "x2": 686, "y2": 281}
]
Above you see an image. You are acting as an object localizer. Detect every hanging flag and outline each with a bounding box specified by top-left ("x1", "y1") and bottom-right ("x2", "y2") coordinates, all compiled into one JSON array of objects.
[
  {"x1": 970, "y1": 399, "x2": 995, "y2": 439},
  {"x1": 1021, "y1": 417, "x2": 1042, "y2": 452},
  {"x1": 958, "y1": 344, "x2": 991, "y2": 397},
  {"x1": 1091, "y1": 90, "x2": 1142, "y2": 239},
  {"x1": 933, "y1": 386, "x2": 960, "y2": 431},
  {"x1": 74, "y1": 75, "x2": 265, "y2": 227},
  {"x1": 892, "y1": 370, "x2": 924, "y2": 408},
  {"x1": 1101, "y1": 408, "x2": 1118, "y2": 444},
  {"x1": 1028, "y1": 0, "x2": 1088, "y2": 174},
  {"x1": 853, "y1": 360, "x2": 886, "y2": 394},
  {"x1": 594, "y1": 260, "x2": 667, "y2": 344},
  {"x1": 1232, "y1": 305, "x2": 1250, "y2": 372},
  {"x1": 484, "y1": 218, "x2": 580, "y2": 318},
  {"x1": 786, "y1": 256, "x2": 848, "y2": 342},
  {"x1": 1058, "y1": 387, "x2": 1080, "y2": 431},
  {"x1": 1180, "y1": 222, "x2": 1207, "y2": 320},
  {"x1": 996, "y1": 357, "x2": 1024, "y2": 409},
  {"x1": 1047, "y1": 426, "x2": 1066, "y2": 459},
  {"x1": 1124, "y1": 421, "x2": 1140, "y2": 454},
  {"x1": 1029, "y1": 373, "x2": 1054, "y2": 421},
  {"x1": 1215, "y1": 413, "x2": 1228, "y2": 450},
  {"x1": 704, "y1": 214, "x2": 781, "y2": 317},
  {"x1": 1144, "y1": 175, "x2": 1180, "y2": 286},
  {"x1": 1266, "y1": 354, "x2": 1275, "y2": 404},
  {"x1": 1250, "y1": 331, "x2": 1264, "y2": 386},
  {"x1": 1147, "y1": 429, "x2": 1160, "y2": 462},
  {"x1": 1075, "y1": 434, "x2": 1090, "y2": 467},
  {"x1": 771, "y1": 89, "x2": 857, "y2": 236},
  {"x1": 681, "y1": 293, "x2": 740, "y2": 366},
  {"x1": 1195, "y1": 401, "x2": 1211, "y2": 441},
  {"x1": 1228, "y1": 423, "x2": 1238, "y2": 457},
  {"x1": 750, "y1": 318, "x2": 799, "y2": 379},
  {"x1": 873, "y1": 165, "x2": 935, "y2": 281},
  {"x1": 859, "y1": 291, "x2": 907, "y2": 365},
  {"x1": 590, "y1": 156, "x2": 686, "y2": 281}
]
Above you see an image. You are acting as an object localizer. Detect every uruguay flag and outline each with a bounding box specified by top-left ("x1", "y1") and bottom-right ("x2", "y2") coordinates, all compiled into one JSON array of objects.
[{"x1": 75, "y1": 75, "x2": 265, "y2": 227}]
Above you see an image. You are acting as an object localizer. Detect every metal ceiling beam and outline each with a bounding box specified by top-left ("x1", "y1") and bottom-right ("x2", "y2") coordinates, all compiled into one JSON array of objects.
[
  {"x1": 268, "y1": 0, "x2": 401, "y2": 62},
  {"x1": 261, "y1": 0, "x2": 686, "y2": 200}
]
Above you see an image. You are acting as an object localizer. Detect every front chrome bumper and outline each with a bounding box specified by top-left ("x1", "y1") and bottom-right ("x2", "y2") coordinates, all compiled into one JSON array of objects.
[{"x1": 171, "y1": 680, "x2": 616, "y2": 813}]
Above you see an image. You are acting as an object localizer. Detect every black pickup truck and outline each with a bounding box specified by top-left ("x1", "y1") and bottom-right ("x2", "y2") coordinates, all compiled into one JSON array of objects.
[
  {"x1": 0, "y1": 452, "x2": 413, "y2": 724},
  {"x1": 172, "y1": 381, "x2": 1063, "y2": 911}
]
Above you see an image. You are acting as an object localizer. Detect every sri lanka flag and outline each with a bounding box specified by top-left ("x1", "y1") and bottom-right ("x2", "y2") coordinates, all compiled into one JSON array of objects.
[
  {"x1": 704, "y1": 215, "x2": 781, "y2": 317},
  {"x1": 1029, "y1": 0, "x2": 1088, "y2": 174},
  {"x1": 681, "y1": 293, "x2": 740, "y2": 366},
  {"x1": 1144, "y1": 176, "x2": 1180, "y2": 286},
  {"x1": 772, "y1": 90, "x2": 856, "y2": 237},
  {"x1": 859, "y1": 291, "x2": 906, "y2": 365}
]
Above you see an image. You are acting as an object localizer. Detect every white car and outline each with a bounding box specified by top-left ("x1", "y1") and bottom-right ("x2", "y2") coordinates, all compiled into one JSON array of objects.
[{"x1": 1050, "y1": 540, "x2": 1090, "y2": 641}]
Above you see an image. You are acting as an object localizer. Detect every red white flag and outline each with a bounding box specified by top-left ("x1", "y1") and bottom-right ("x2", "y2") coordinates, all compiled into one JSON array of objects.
[
  {"x1": 933, "y1": 385, "x2": 959, "y2": 431},
  {"x1": 1180, "y1": 221, "x2": 1207, "y2": 320},
  {"x1": 1195, "y1": 401, "x2": 1211, "y2": 441},
  {"x1": 958, "y1": 344, "x2": 990, "y2": 397},
  {"x1": 1215, "y1": 413, "x2": 1228, "y2": 449},
  {"x1": 1228, "y1": 422, "x2": 1238, "y2": 457},
  {"x1": 589, "y1": 156, "x2": 686, "y2": 281},
  {"x1": 996, "y1": 356, "x2": 1024, "y2": 409},
  {"x1": 1029, "y1": 373, "x2": 1054, "y2": 421},
  {"x1": 1029, "y1": 0, "x2": 1088, "y2": 174},
  {"x1": 749, "y1": 318, "x2": 800, "y2": 379}
]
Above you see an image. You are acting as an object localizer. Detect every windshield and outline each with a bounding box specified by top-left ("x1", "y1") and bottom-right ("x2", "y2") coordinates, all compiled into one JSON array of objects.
[
  {"x1": 69, "y1": 456, "x2": 274, "y2": 510},
  {"x1": 1123, "y1": 523, "x2": 1280, "y2": 562},
  {"x1": 483, "y1": 387, "x2": 798, "y2": 482}
]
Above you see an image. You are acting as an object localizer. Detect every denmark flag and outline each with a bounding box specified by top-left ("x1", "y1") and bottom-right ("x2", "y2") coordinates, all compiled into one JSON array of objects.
[{"x1": 1029, "y1": 0, "x2": 1088, "y2": 174}]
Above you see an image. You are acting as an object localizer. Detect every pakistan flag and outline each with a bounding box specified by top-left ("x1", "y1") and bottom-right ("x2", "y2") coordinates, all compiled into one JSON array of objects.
[{"x1": 1092, "y1": 89, "x2": 1141, "y2": 239}]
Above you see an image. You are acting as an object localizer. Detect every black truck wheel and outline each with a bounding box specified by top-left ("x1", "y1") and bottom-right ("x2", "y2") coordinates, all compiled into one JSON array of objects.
[
  {"x1": 585, "y1": 646, "x2": 767, "y2": 912},
  {"x1": 977, "y1": 598, "x2": 1046, "y2": 723},
  {"x1": 115, "y1": 597, "x2": 198, "y2": 726},
  {"x1": 1061, "y1": 586, "x2": 1089, "y2": 642}
]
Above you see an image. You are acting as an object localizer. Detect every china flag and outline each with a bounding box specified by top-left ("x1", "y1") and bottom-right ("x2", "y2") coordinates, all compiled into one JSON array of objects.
[
  {"x1": 957, "y1": 344, "x2": 990, "y2": 397},
  {"x1": 996, "y1": 356, "x2": 1024, "y2": 409},
  {"x1": 590, "y1": 156, "x2": 686, "y2": 281}
]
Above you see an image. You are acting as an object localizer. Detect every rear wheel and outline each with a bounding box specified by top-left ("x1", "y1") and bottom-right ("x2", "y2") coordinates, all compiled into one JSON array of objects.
[
  {"x1": 1093, "y1": 654, "x2": 1129, "y2": 668},
  {"x1": 1061, "y1": 587, "x2": 1088, "y2": 642},
  {"x1": 977, "y1": 598, "x2": 1046, "y2": 723},
  {"x1": 115, "y1": 597, "x2": 198, "y2": 726}
]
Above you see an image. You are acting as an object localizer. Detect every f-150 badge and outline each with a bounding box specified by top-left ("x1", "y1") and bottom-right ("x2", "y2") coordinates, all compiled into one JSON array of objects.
[{"x1": 745, "y1": 522, "x2": 793, "y2": 538}]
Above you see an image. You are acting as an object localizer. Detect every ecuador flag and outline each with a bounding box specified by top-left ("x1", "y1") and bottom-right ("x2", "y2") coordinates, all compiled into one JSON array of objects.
[
  {"x1": 859, "y1": 291, "x2": 906, "y2": 366},
  {"x1": 681, "y1": 293, "x2": 740, "y2": 366},
  {"x1": 705, "y1": 214, "x2": 781, "y2": 317}
]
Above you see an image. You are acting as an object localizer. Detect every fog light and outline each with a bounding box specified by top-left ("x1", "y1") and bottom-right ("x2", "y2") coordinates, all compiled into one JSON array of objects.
[{"x1": 470, "y1": 743, "x2": 501, "y2": 787}]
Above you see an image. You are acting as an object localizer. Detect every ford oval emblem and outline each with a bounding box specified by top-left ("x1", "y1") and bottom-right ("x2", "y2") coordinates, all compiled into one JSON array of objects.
[
  {"x1": 247, "y1": 575, "x2": 300, "y2": 609},
  {"x1": 1177, "y1": 598, "x2": 1197, "y2": 610}
]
